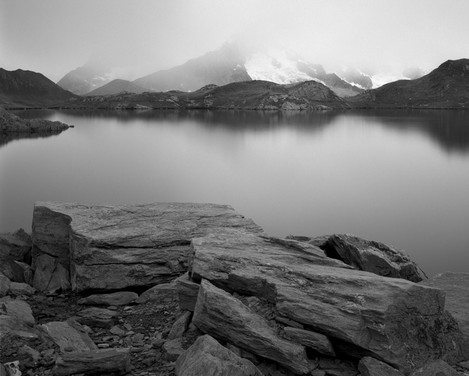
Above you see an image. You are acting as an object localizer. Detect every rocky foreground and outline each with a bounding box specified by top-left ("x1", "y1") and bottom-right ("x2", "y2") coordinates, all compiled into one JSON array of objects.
[
  {"x1": 1, "y1": 202, "x2": 469, "y2": 376},
  {"x1": 0, "y1": 107, "x2": 70, "y2": 134}
]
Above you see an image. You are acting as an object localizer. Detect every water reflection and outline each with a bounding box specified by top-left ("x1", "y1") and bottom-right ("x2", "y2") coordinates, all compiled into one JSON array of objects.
[{"x1": 0, "y1": 132, "x2": 64, "y2": 148}]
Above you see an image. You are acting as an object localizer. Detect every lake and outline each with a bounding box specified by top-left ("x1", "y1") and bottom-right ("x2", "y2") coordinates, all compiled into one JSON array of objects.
[{"x1": 1, "y1": 109, "x2": 468, "y2": 276}]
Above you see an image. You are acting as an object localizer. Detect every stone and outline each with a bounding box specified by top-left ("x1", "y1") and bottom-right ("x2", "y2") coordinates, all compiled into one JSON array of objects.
[
  {"x1": 317, "y1": 358, "x2": 358, "y2": 376},
  {"x1": 175, "y1": 335, "x2": 263, "y2": 376},
  {"x1": 409, "y1": 360, "x2": 460, "y2": 376},
  {"x1": 321, "y1": 234, "x2": 426, "y2": 282},
  {"x1": 0, "y1": 255, "x2": 25, "y2": 283},
  {"x1": 14, "y1": 262, "x2": 34, "y2": 286},
  {"x1": 189, "y1": 229, "x2": 466, "y2": 374},
  {"x1": 9, "y1": 282, "x2": 35, "y2": 296},
  {"x1": 17, "y1": 345, "x2": 41, "y2": 368},
  {"x1": 31, "y1": 201, "x2": 262, "y2": 292},
  {"x1": 0, "y1": 272, "x2": 11, "y2": 297},
  {"x1": 53, "y1": 348, "x2": 131, "y2": 376},
  {"x1": 32, "y1": 254, "x2": 70, "y2": 293},
  {"x1": 163, "y1": 337, "x2": 185, "y2": 361},
  {"x1": 0, "y1": 229, "x2": 31, "y2": 262},
  {"x1": 175, "y1": 273, "x2": 200, "y2": 311},
  {"x1": 168, "y1": 311, "x2": 192, "y2": 340},
  {"x1": 78, "y1": 291, "x2": 138, "y2": 306},
  {"x1": 2, "y1": 361, "x2": 21, "y2": 376},
  {"x1": 421, "y1": 272, "x2": 469, "y2": 353},
  {"x1": 193, "y1": 279, "x2": 312, "y2": 375},
  {"x1": 75, "y1": 307, "x2": 117, "y2": 328},
  {"x1": 40, "y1": 321, "x2": 97, "y2": 352},
  {"x1": 283, "y1": 327, "x2": 335, "y2": 356},
  {"x1": 0, "y1": 297, "x2": 35, "y2": 325},
  {"x1": 286, "y1": 234, "x2": 330, "y2": 249},
  {"x1": 358, "y1": 356, "x2": 404, "y2": 376},
  {"x1": 109, "y1": 325, "x2": 125, "y2": 336},
  {"x1": 136, "y1": 282, "x2": 177, "y2": 304}
]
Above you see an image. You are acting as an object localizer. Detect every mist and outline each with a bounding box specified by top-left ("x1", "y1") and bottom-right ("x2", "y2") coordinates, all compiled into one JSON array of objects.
[{"x1": 1, "y1": 0, "x2": 468, "y2": 82}]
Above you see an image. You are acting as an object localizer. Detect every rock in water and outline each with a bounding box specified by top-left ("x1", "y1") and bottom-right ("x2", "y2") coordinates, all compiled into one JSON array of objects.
[
  {"x1": 31, "y1": 202, "x2": 262, "y2": 292},
  {"x1": 193, "y1": 279, "x2": 312, "y2": 375},
  {"x1": 175, "y1": 334, "x2": 263, "y2": 376},
  {"x1": 53, "y1": 348, "x2": 131, "y2": 376},
  {"x1": 189, "y1": 229, "x2": 466, "y2": 374}
]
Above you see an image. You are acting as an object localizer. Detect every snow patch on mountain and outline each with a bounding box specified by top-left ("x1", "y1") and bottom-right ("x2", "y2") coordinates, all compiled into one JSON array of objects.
[
  {"x1": 245, "y1": 50, "x2": 318, "y2": 84},
  {"x1": 370, "y1": 73, "x2": 408, "y2": 88}
]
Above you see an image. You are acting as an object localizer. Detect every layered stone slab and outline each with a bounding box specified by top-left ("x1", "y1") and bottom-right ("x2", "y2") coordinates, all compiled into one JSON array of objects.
[
  {"x1": 31, "y1": 202, "x2": 262, "y2": 292},
  {"x1": 189, "y1": 229, "x2": 466, "y2": 374}
]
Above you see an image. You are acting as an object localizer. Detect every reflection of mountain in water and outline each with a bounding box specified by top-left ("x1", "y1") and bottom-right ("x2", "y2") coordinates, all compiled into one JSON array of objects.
[
  {"x1": 0, "y1": 132, "x2": 63, "y2": 148},
  {"x1": 348, "y1": 110, "x2": 469, "y2": 154}
]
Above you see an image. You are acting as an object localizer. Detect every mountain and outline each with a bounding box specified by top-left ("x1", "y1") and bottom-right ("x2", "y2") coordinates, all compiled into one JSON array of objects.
[
  {"x1": 349, "y1": 59, "x2": 469, "y2": 109},
  {"x1": 57, "y1": 63, "x2": 115, "y2": 95},
  {"x1": 133, "y1": 43, "x2": 251, "y2": 92},
  {"x1": 85, "y1": 79, "x2": 148, "y2": 96},
  {"x1": 75, "y1": 80, "x2": 349, "y2": 111},
  {"x1": 0, "y1": 68, "x2": 77, "y2": 108}
]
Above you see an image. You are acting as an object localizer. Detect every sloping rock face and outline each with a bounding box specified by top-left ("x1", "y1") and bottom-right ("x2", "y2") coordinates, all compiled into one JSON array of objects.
[
  {"x1": 189, "y1": 229, "x2": 466, "y2": 374},
  {"x1": 31, "y1": 202, "x2": 262, "y2": 292}
]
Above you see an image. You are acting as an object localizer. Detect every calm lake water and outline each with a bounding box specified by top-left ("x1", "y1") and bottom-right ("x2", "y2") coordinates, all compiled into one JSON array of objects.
[{"x1": 1, "y1": 109, "x2": 468, "y2": 276}]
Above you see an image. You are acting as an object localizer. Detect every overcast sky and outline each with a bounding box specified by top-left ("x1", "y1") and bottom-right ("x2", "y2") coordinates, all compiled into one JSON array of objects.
[{"x1": 1, "y1": 0, "x2": 468, "y2": 82}]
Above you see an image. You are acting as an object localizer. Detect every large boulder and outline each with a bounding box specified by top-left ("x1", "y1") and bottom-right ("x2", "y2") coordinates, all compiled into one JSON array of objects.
[
  {"x1": 31, "y1": 202, "x2": 262, "y2": 292},
  {"x1": 0, "y1": 229, "x2": 31, "y2": 262},
  {"x1": 189, "y1": 229, "x2": 466, "y2": 374},
  {"x1": 175, "y1": 334, "x2": 263, "y2": 376},
  {"x1": 0, "y1": 297, "x2": 37, "y2": 339},
  {"x1": 193, "y1": 279, "x2": 312, "y2": 375},
  {"x1": 289, "y1": 234, "x2": 426, "y2": 282},
  {"x1": 40, "y1": 320, "x2": 97, "y2": 352}
]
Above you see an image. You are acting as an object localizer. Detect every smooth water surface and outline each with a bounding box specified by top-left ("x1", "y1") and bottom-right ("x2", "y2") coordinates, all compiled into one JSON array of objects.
[{"x1": 1, "y1": 109, "x2": 468, "y2": 276}]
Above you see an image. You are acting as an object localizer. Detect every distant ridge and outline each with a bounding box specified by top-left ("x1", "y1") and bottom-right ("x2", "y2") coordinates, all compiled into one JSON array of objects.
[
  {"x1": 349, "y1": 59, "x2": 469, "y2": 108},
  {"x1": 133, "y1": 42, "x2": 252, "y2": 92},
  {"x1": 86, "y1": 79, "x2": 148, "y2": 96},
  {"x1": 0, "y1": 68, "x2": 77, "y2": 108},
  {"x1": 57, "y1": 63, "x2": 113, "y2": 95}
]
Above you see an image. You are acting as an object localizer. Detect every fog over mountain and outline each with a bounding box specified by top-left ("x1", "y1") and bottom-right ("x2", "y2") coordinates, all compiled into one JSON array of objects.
[{"x1": 1, "y1": 0, "x2": 468, "y2": 84}]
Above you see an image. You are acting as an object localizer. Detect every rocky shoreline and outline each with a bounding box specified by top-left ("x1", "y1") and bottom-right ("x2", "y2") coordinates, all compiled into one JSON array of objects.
[{"x1": 1, "y1": 202, "x2": 469, "y2": 376}]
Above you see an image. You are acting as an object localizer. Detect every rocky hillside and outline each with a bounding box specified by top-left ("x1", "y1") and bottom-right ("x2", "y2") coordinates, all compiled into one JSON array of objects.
[
  {"x1": 349, "y1": 59, "x2": 469, "y2": 108},
  {"x1": 85, "y1": 79, "x2": 148, "y2": 96},
  {"x1": 74, "y1": 80, "x2": 349, "y2": 110},
  {"x1": 133, "y1": 43, "x2": 251, "y2": 93},
  {"x1": 0, "y1": 68, "x2": 77, "y2": 108},
  {"x1": 1, "y1": 202, "x2": 468, "y2": 375}
]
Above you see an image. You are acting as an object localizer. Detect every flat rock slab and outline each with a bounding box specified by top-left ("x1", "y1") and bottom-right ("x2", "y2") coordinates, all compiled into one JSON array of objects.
[
  {"x1": 54, "y1": 348, "x2": 131, "y2": 376},
  {"x1": 75, "y1": 307, "x2": 117, "y2": 328},
  {"x1": 175, "y1": 335, "x2": 263, "y2": 376},
  {"x1": 40, "y1": 321, "x2": 97, "y2": 352},
  {"x1": 78, "y1": 291, "x2": 138, "y2": 306},
  {"x1": 32, "y1": 202, "x2": 262, "y2": 291},
  {"x1": 189, "y1": 229, "x2": 466, "y2": 374}
]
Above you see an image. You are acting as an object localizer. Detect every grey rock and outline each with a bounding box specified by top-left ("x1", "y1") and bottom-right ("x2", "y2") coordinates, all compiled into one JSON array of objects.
[
  {"x1": 322, "y1": 234, "x2": 426, "y2": 282},
  {"x1": 76, "y1": 307, "x2": 117, "y2": 328},
  {"x1": 168, "y1": 311, "x2": 192, "y2": 340},
  {"x1": 409, "y1": 360, "x2": 460, "y2": 376},
  {"x1": 175, "y1": 272, "x2": 200, "y2": 311},
  {"x1": 109, "y1": 325, "x2": 125, "y2": 336},
  {"x1": 78, "y1": 291, "x2": 138, "y2": 306},
  {"x1": 421, "y1": 272, "x2": 469, "y2": 355},
  {"x1": 0, "y1": 228, "x2": 31, "y2": 262},
  {"x1": 189, "y1": 229, "x2": 466, "y2": 373},
  {"x1": 175, "y1": 335, "x2": 263, "y2": 376},
  {"x1": 40, "y1": 320, "x2": 97, "y2": 352},
  {"x1": 317, "y1": 358, "x2": 358, "y2": 376},
  {"x1": 53, "y1": 348, "x2": 131, "y2": 376},
  {"x1": 32, "y1": 253, "x2": 70, "y2": 292},
  {"x1": 286, "y1": 234, "x2": 330, "y2": 249},
  {"x1": 163, "y1": 337, "x2": 185, "y2": 361},
  {"x1": 0, "y1": 297, "x2": 35, "y2": 325},
  {"x1": 358, "y1": 356, "x2": 403, "y2": 376},
  {"x1": 17, "y1": 344, "x2": 41, "y2": 368},
  {"x1": 0, "y1": 272, "x2": 11, "y2": 297},
  {"x1": 136, "y1": 282, "x2": 177, "y2": 304},
  {"x1": 31, "y1": 201, "x2": 262, "y2": 292},
  {"x1": 0, "y1": 255, "x2": 25, "y2": 282},
  {"x1": 193, "y1": 279, "x2": 312, "y2": 375},
  {"x1": 283, "y1": 327, "x2": 335, "y2": 356},
  {"x1": 9, "y1": 282, "x2": 35, "y2": 296}
]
